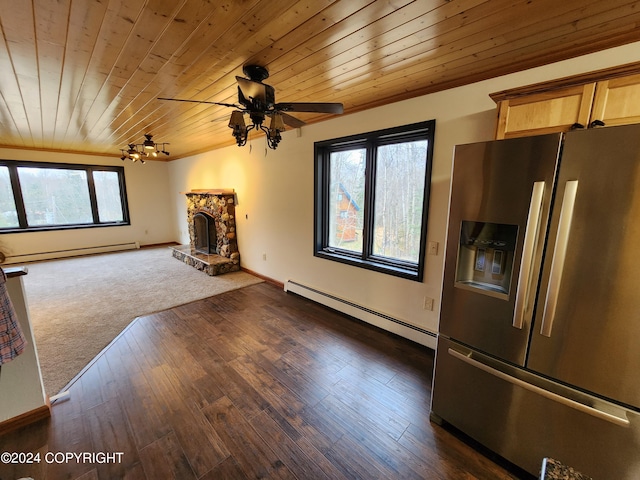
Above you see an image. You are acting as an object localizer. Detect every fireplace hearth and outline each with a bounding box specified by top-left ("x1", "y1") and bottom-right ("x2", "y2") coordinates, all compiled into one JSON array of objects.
[{"x1": 171, "y1": 189, "x2": 240, "y2": 276}]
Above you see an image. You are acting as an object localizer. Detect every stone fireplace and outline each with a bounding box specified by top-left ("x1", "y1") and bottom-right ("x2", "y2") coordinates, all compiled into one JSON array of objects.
[{"x1": 171, "y1": 189, "x2": 240, "y2": 275}]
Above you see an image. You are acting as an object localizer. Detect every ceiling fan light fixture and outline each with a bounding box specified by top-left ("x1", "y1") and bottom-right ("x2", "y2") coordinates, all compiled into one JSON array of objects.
[
  {"x1": 229, "y1": 111, "x2": 248, "y2": 146},
  {"x1": 228, "y1": 110, "x2": 246, "y2": 129},
  {"x1": 265, "y1": 113, "x2": 285, "y2": 149},
  {"x1": 269, "y1": 113, "x2": 285, "y2": 133}
]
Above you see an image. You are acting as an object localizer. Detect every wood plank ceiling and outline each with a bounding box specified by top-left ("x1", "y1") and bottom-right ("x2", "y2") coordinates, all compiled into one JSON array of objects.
[{"x1": 0, "y1": 0, "x2": 639, "y2": 160}]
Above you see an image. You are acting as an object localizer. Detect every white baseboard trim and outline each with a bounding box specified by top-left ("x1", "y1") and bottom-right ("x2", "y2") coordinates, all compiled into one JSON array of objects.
[
  {"x1": 4, "y1": 242, "x2": 140, "y2": 264},
  {"x1": 284, "y1": 280, "x2": 437, "y2": 349}
]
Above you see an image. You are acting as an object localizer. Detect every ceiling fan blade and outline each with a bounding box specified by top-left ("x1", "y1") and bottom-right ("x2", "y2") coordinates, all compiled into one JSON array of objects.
[
  {"x1": 237, "y1": 85, "x2": 250, "y2": 108},
  {"x1": 236, "y1": 77, "x2": 275, "y2": 107},
  {"x1": 157, "y1": 97, "x2": 239, "y2": 109},
  {"x1": 236, "y1": 77, "x2": 264, "y2": 100},
  {"x1": 275, "y1": 102, "x2": 344, "y2": 114},
  {"x1": 279, "y1": 112, "x2": 306, "y2": 128},
  {"x1": 210, "y1": 112, "x2": 238, "y2": 123}
]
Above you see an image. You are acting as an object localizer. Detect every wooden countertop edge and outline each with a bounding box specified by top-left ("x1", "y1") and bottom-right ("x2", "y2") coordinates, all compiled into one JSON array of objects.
[
  {"x1": 0, "y1": 403, "x2": 51, "y2": 436},
  {"x1": 3, "y1": 266, "x2": 28, "y2": 278}
]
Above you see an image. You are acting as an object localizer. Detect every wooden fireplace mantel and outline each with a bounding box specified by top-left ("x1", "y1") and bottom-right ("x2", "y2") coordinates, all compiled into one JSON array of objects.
[{"x1": 181, "y1": 188, "x2": 235, "y2": 195}]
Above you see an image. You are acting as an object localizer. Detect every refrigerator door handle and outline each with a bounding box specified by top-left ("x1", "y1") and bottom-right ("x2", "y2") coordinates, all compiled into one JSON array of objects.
[
  {"x1": 540, "y1": 180, "x2": 579, "y2": 337},
  {"x1": 448, "y1": 347, "x2": 630, "y2": 427},
  {"x1": 513, "y1": 181, "x2": 546, "y2": 329}
]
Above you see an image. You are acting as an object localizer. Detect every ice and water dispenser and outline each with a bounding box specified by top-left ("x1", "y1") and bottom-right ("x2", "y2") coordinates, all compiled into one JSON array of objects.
[{"x1": 454, "y1": 221, "x2": 518, "y2": 300}]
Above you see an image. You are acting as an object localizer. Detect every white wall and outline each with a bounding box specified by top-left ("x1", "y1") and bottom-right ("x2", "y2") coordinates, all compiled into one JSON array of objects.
[
  {"x1": 0, "y1": 148, "x2": 176, "y2": 260},
  {"x1": 167, "y1": 42, "x2": 640, "y2": 341}
]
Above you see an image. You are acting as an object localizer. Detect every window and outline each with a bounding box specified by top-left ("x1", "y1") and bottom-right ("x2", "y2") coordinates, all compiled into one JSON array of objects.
[
  {"x1": 0, "y1": 160, "x2": 129, "y2": 233},
  {"x1": 314, "y1": 120, "x2": 435, "y2": 281}
]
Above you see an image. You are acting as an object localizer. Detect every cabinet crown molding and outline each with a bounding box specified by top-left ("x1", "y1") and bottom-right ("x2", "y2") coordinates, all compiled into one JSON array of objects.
[{"x1": 490, "y1": 61, "x2": 640, "y2": 103}]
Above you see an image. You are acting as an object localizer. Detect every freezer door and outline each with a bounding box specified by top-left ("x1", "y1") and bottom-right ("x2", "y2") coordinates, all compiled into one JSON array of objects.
[
  {"x1": 441, "y1": 134, "x2": 561, "y2": 365},
  {"x1": 431, "y1": 337, "x2": 640, "y2": 480},
  {"x1": 528, "y1": 123, "x2": 640, "y2": 409}
]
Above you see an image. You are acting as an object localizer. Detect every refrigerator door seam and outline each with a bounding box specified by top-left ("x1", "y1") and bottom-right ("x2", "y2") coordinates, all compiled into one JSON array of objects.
[{"x1": 447, "y1": 347, "x2": 630, "y2": 427}]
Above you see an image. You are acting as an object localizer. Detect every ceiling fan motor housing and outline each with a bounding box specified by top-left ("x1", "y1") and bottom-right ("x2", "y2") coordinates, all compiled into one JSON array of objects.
[{"x1": 243, "y1": 64, "x2": 270, "y2": 82}]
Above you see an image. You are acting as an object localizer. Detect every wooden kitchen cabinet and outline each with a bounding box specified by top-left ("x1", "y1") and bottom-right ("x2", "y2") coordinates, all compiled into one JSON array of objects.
[
  {"x1": 590, "y1": 72, "x2": 640, "y2": 128},
  {"x1": 494, "y1": 83, "x2": 595, "y2": 138},
  {"x1": 491, "y1": 66, "x2": 640, "y2": 139}
]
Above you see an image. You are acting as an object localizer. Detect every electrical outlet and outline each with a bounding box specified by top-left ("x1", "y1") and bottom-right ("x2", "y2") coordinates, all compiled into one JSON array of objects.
[
  {"x1": 423, "y1": 296, "x2": 434, "y2": 311},
  {"x1": 262, "y1": 253, "x2": 267, "y2": 261},
  {"x1": 428, "y1": 241, "x2": 439, "y2": 255}
]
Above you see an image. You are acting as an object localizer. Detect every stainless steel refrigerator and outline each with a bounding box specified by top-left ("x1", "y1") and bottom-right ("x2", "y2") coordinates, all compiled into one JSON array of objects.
[{"x1": 431, "y1": 123, "x2": 640, "y2": 479}]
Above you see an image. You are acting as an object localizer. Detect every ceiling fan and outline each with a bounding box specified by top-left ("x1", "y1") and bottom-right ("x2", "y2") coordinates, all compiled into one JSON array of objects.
[{"x1": 158, "y1": 65, "x2": 344, "y2": 149}]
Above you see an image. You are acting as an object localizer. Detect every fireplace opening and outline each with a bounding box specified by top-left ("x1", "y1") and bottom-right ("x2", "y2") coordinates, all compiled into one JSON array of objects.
[{"x1": 194, "y1": 212, "x2": 217, "y2": 254}]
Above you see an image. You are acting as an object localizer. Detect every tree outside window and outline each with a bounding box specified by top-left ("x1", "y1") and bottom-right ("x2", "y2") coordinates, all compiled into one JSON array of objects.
[
  {"x1": 314, "y1": 120, "x2": 435, "y2": 281},
  {"x1": 0, "y1": 166, "x2": 19, "y2": 228},
  {"x1": 0, "y1": 161, "x2": 129, "y2": 233},
  {"x1": 18, "y1": 167, "x2": 93, "y2": 226}
]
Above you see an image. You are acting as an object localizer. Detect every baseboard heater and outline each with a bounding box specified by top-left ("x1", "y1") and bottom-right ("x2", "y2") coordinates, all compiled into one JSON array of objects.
[
  {"x1": 4, "y1": 242, "x2": 140, "y2": 264},
  {"x1": 284, "y1": 280, "x2": 437, "y2": 349}
]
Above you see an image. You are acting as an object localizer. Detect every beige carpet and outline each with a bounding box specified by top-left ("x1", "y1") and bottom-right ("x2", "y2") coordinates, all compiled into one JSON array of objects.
[{"x1": 22, "y1": 247, "x2": 263, "y2": 395}]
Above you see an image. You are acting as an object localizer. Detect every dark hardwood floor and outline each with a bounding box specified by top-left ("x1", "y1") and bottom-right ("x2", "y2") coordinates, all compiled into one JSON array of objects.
[{"x1": 0, "y1": 282, "x2": 527, "y2": 480}]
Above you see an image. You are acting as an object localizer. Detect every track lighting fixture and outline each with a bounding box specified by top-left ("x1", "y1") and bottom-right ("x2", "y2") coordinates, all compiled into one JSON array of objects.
[{"x1": 119, "y1": 134, "x2": 169, "y2": 163}]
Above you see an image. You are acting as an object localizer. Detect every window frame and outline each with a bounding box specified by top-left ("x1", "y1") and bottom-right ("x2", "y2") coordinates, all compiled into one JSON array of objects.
[
  {"x1": 0, "y1": 159, "x2": 130, "y2": 233},
  {"x1": 314, "y1": 120, "x2": 435, "y2": 281}
]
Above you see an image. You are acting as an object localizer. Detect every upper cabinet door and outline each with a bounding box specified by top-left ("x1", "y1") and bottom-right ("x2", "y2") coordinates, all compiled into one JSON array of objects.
[
  {"x1": 495, "y1": 84, "x2": 595, "y2": 139},
  {"x1": 590, "y1": 73, "x2": 640, "y2": 128}
]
